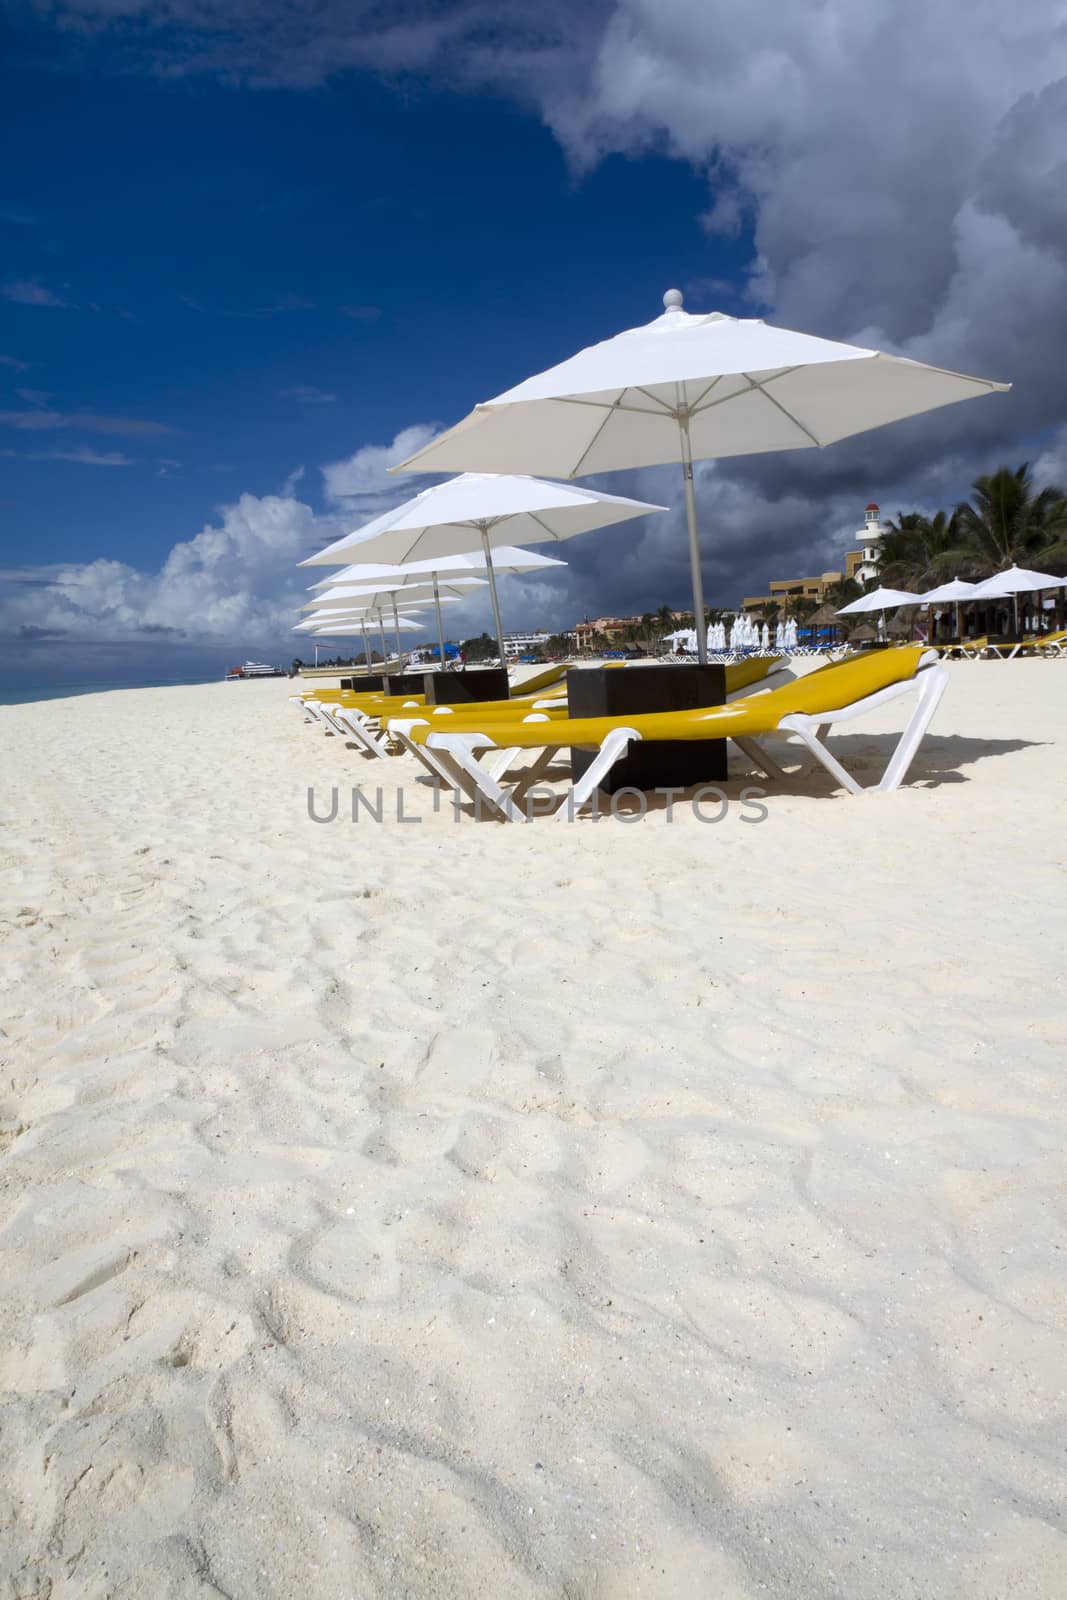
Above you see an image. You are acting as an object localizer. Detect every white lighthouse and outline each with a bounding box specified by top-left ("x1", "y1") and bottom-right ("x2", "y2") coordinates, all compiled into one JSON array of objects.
[{"x1": 848, "y1": 503, "x2": 886, "y2": 585}]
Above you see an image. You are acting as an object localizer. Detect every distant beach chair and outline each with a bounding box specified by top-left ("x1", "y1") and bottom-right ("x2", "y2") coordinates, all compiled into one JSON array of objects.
[
  {"x1": 387, "y1": 648, "x2": 946, "y2": 822},
  {"x1": 934, "y1": 635, "x2": 990, "y2": 661},
  {"x1": 997, "y1": 629, "x2": 1067, "y2": 659}
]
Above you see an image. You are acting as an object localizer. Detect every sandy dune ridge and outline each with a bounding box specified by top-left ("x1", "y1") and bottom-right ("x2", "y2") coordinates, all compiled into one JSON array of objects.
[{"x1": 0, "y1": 665, "x2": 1065, "y2": 1597}]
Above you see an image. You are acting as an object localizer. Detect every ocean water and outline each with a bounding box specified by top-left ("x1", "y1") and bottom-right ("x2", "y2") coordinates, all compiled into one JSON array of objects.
[{"x1": 0, "y1": 675, "x2": 226, "y2": 707}]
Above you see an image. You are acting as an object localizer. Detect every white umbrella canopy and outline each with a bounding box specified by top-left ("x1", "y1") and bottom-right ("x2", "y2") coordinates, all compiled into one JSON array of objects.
[
  {"x1": 301, "y1": 580, "x2": 482, "y2": 662},
  {"x1": 310, "y1": 616, "x2": 424, "y2": 633},
  {"x1": 921, "y1": 577, "x2": 978, "y2": 602},
  {"x1": 970, "y1": 565, "x2": 1066, "y2": 596},
  {"x1": 970, "y1": 564, "x2": 1065, "y2": 637},
  {"x1": 836, "y1": 586, "x2": 921, "y2": 615},
  {"x1": 305, "y1": 545, "x2": 567, "y2": 589},
  {"x1": 299, "y1": 472, "x2": 665, "y2": 661},
  {"x1": 395, "y1": 288, "x2": 1009, "y2": 663},
  {"x1": 921, "y1": 576, "x2": 977, "y2": 641},
  {"x1": 299, "y1": 580, "x2": 485, "y2": 611}
]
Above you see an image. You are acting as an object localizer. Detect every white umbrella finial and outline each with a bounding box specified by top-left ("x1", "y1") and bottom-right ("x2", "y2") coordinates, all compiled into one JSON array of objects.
[{"x1": 663, "y1": 288, "x2": 684, "y2": 312}]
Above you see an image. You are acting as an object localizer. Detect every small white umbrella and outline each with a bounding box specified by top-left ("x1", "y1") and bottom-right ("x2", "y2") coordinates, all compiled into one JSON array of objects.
[
  {"x1": 838, "y1": 584, "x2": 920, "y2": 642},
  {"x1": 301, "y1": 576, "x2": 486, "y2": 663},
  {"x1": 301, "y1": 580, "x2": 485, "y2": 611},
  {"x1": 304, "y1": 551, "x2": 561, "y2": 665},
  {"x1": 970, "y1": 565, "x2": 1065, "y2": 596},
  {"x1": 299, "y1": 472, "x2": 665, "y2": 662},
  {"x1": 311, "y1": 610, "x2": 424, "y2": 670},
  {"x1": 971, "y1": 565, "x2": 1066, "y2": 637},
  {"x1": 921, "y1": 576, "x2": 977, "y2": 642},
  {"x1": 836, "y1": 586, "x2": 922, "y2": 613},
  {"x1": 306, "y1": 545, "x2": 567, "y2": 589},
  {"x1": 396, "y1": 288, "x2": 1009, "y2": 663}
]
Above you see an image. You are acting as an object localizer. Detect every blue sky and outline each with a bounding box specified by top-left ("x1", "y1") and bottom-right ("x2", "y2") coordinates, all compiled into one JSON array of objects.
[{"x1": 1, "y1": 2, "x2": 1065, "y2": 686}]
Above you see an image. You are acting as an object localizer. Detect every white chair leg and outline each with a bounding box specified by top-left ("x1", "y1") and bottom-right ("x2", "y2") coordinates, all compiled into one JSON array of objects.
[
  {"x1": 426, "y1": 734, "x2": 528, "y2": 822},
  {"x1": 335, "y1": 708, "x2": 391, "y2": 759},
  {"x1": 388, "y1": 720, "x2": 458, "y2": 789},
  {"x1": 777, "y1": 664, "x2": 948, "y2": 794},
  {"x1": 876, "y1": 664, "x2": 948, "y2": 791},
  {"x1": 553, "y1": 728, "x2": 639, "y2": 821},
  {"x1": 731, "y1": 736, "x2": 790, "y2": 782}
]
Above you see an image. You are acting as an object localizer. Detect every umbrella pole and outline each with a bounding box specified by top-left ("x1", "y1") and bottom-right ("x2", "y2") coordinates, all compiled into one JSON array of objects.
[
  {"x1": 377, "y1": 613, "x2": 389, "y2": 672},
  {"x1": 478, "y1": 525, "x2": 508, "y2": 666},
  {"x1": 677, "y1": 413, "x2": 708, "y2": 666},
  {"x1": 432, "y1": 572, "x2": 446, "y2": 666},
  {"x1": 361, "y1": 621, "x2": 371, "y2": 672},
  {"x1": 391, "y1": 597, "x2": 404, "y2": 664}
]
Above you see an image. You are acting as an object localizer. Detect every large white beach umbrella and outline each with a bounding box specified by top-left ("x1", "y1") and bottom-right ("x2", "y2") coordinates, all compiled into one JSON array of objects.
[
  {"x1": 395, "y1": 289, "x2": 1009, "y2": 664},
  {"x1": 298, "y1": 472, "x2": 665, "y2": 662}
]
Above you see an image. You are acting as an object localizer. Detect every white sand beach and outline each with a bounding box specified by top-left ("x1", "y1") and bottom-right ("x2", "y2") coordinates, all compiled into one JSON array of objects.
[{"x1": 1, "y1": 663, "x2": 1065, "y2": 1599}]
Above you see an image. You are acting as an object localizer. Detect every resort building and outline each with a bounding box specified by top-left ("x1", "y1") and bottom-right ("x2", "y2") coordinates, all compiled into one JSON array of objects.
[
  {"x1": 846, "y1": 503, "x2": 887, "y2": 584},
  {"x1": 571, "y1": 614, "x2": 642, "y2": 648},
  {"x1": 741, "y1": 573, "x2": 844, "y2": 614},
  {"x1": 741, "y1": 500, "x2": 888, "y2": 611},
  {"x1": 502, "y1": 629, "x2": 551, "y2": 658}
]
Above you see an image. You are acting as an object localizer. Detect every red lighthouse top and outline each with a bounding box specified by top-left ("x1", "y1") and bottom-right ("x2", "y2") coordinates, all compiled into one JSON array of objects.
[{"x1": 865, "y1": 502, "x2": 879, "y2": 512}]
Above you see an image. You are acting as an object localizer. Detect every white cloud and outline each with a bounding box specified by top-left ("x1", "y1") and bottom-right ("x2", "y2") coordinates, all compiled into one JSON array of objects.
[
  {"x1": 321, "y1": 423, "x2": 439, "y2": 511},
  {"x1": 280, "y1": 385, "x2": 336, "y2": 405},
  {"x1": 0, "y1": 429, "x2": 449, "y2": 665},
  {"x1": 8, "y1": 446, "x2": 133, "y2": 466},
  {"x1": 11, "y1": 2, "x2": 1067, "y2": 655},
  {"x1": 0, "y1": 408, "x2": 174, "y2": 435},
  {"x1": 2, "y1": 279, "x2": 70, "y2": 308}
]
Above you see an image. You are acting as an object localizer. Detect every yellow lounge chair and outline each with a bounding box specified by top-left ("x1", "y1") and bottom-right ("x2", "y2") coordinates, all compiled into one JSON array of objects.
[
  {"x1": 1004, "y1": 629, "x2": 1067, "y2": 659},
  {"x1": 387, "y1": 657, "x2": 782, "y2": 787},
  {"x1": 391, "y1": 647, "x2": 946, "y2": 822}
]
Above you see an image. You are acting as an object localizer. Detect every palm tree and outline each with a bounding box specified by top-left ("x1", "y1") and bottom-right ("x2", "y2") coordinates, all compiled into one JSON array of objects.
[
  {"x1": 877, "y1": 509, "x2": 968, "y2": 589},
  {"x1": 955, "y1": 464, "x2": 1067, "y2": 573},
  {"x1": 824, "y1": 576, "x2": 862, "y2": 610}
]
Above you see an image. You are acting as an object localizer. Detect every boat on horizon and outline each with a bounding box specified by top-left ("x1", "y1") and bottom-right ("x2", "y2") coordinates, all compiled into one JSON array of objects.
[{"x1": 225, "y1": 661, "x2": 285, "y2": 680}]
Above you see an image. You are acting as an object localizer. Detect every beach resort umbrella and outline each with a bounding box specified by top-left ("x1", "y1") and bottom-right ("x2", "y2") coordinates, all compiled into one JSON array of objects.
[
  {"x1": 921, "y1": 576, "x2": 977, "y2": 641},
  {"x1": 971, "y1": 565, "x2": 1066, "y2": 596},
  {"x1": 836, "y1": 586, "x2": 921, "y2": 614},
  {"x1": 312, "y1": 610, "x2": 424, "y2": 669},
  {"x1": 300, "y1": 580, "x2": 485, "y2": 611},
  {"x1": 305, "y1": 545, "x2": 567, "y2": 589},
  {"x1": 837, "y1": 584, "x2": 920, "y2": 640},
  {"x1": 394, "y1": 288, "x2": 1010, "y2": 664},
  {"x1": 299, "y1": 473, "x2": 665, "y2": 663},
  {"x1": 970, "y1": 565, "x2": 1067, "y2": 637},
  {"x1": 301, "y1": 577, "x2": 487, "y2": 663}
]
